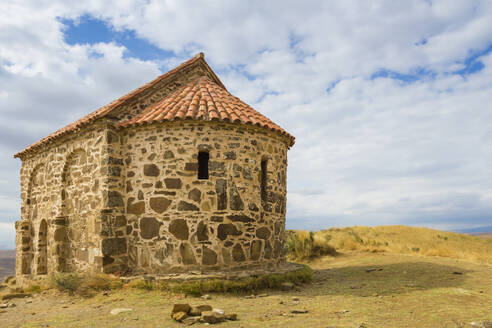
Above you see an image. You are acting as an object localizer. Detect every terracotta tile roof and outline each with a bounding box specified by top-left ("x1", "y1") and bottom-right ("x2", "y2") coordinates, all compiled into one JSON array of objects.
[
  {"x1": 116, "y1": 76, "x2": 295, "y2": 146},
  {"x1": 14, "y1": 53, "x2": 294, "y2": 158},
  {"x1": 14, "y1": 53, "x2": 226, "y2": 158}
]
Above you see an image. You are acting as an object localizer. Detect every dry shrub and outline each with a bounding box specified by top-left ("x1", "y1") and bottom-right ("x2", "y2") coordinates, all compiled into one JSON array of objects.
[
  {"x1": 50, "y1": 272, "x2": 123, "y2": 297},
  {"x1": 24, "y1": 283, "x2": 45, "y2": 293},
  {"x1": 50, "y1": 272, "x2": 82, "y2": 295},
  {"x1": 128, "y1": 279, "x2": 154, "y2": 291},
  {"x1": 78, "y1": 274, "x2": 123, "y2": 296},
  {"x1": 286, "y1": 230, "x2": 337, "y2": 260}
]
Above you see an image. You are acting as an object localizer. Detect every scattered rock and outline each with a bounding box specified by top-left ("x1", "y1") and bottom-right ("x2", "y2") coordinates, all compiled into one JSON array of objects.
[
  {"x1": 244, "y1": 295, "x2": 255, "y2": 299},
  {"x1": 200, "y1": 294, "x2": 211, "y2": 300},
  {"x1": 225, "y1": 313, "x2": 238, "y2": 321},
  {"x1": 213, "y1": 308, "x2": 225, "y2": 315},
  {"x1": 366, "y1": 268, "x2": 383, "y2": 273},
  {"x1": 201, "y1": 310, "x2": 225, "y2": 324},
  {"x1": 172, "y1": 311, "x2": 188, "y2": 322},
  {"x1": 291, "y1": 309, "x2": 308, "y2": 314},
  {"x1": 257, "y1": 293, "x2": 268, "y2": 298},
  {"x1": 1, "y1": 293, "x2": 31, "y2": 300},
  {"x1": 292, "y1": 297, "x2": 299, "y2": 301},
  {"x1": 0, "y1": 303, "x2": 8, "y2": 308},
  {"x1": 189, "y1": 304, "x2": 212, "y2": 316},
  {"x1": 471, "y1": 321, "x2": 492, "y2": 328},
  {"x1": 110, "y1": 308, "x2": 133, "y2": 315},
  {"x1": 280, "y1": 282, "x2": 294, "y2": 291},
  {"x1": 182, "y1": 316, "x2": 201, "y2": 325},
  {"x1": 452, "y1": 271, "x2": 464, "y2": 275},
  {"x1": 171, "y1": 303, "x2": 191, "y2": 317},
  {"x1": 8, "y1": 303, "x2": 16, "y2": 308}
]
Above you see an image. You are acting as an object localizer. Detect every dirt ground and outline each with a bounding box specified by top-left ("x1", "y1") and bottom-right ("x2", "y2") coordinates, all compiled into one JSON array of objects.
[{"x1": 1, "y1": 252, "x2": 491, "y2": 328}]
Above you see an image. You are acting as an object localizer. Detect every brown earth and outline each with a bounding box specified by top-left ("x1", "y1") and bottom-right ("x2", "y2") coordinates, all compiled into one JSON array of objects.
[{"x1": 1, "y1": 251, "x2": 491, "y2": 327}]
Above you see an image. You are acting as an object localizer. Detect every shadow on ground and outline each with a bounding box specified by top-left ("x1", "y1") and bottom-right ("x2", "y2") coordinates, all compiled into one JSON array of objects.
[{"x1": 303, "y1": 261, "x2": 471, "y2": 297}]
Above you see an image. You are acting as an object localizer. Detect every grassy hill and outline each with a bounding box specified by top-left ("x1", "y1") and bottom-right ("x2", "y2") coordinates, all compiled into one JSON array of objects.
[
  {"x1": 286, "y1": 225, "x2": 492, "y2": 264},
  {"x1": 0, "y1": 250, "x2": 15, "y2": 280}
]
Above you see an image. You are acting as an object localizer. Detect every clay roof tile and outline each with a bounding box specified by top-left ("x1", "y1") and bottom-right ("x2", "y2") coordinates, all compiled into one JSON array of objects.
[
  {"x1": 116, "y1": 76, "x2": 294, "y2": 147},
  {"x1": 15, "y1": 54, "x2": 294, "y2": 158}
]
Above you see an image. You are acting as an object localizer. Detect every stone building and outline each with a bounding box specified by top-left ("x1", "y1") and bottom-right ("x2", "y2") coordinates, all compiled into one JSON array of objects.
[{"x1": 14, "y1": 53, "x2": 295, "y2": 277}]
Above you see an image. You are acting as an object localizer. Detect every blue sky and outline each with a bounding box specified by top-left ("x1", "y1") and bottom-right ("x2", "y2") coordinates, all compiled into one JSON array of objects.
[
  {"x1": 61, "y1": 15, "x2": 174, "y2": 62},
  {"x1": 1, "y1": 1, "x2": 492, "y2": 249}
]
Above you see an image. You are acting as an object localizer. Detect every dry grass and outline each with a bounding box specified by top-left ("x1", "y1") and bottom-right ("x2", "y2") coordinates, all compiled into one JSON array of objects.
[
  {"x1": 287, "y1": 225, "x2": 492, "y2": 264},
  {"x1": 50, "y1": 272, "x2": 123, "y2": 296},
  {"x1": 128, "y1": 265, "x2": 312, "y2": 296},
  {"x1": 286, "y1": 230, "x2": 337, "y2": 260},
  {"x1": 47, "y1": 266, "x2": 312, "y2": 297},
  {"x1": 5, "y1": 252, "x2": 491, "y2": 328}
]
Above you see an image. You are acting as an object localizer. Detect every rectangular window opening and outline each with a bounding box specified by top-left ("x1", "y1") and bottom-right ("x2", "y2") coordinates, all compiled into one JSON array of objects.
[
  {"x1": 261, "y1": 159, "x2": 267, "y2": 202},
  {"x1": 198, "y1": 152, "x2": 209, "y2": 179}
]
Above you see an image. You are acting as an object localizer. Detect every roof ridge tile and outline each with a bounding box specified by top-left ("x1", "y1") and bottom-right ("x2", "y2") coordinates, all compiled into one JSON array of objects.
[{"x1": 116, "y1": 75, "x2": 294, "y2": 147}]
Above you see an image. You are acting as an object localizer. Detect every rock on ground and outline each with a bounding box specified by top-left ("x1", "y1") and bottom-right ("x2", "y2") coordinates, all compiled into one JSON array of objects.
[
  {"x1": 172, "y1": 311, "x2": 188, "y2": 321},
  {"x1": 201, "y1": 310, "x2": 225, "y2": 324},
  {"x1": 110, "y1": 308, "x2": 133, "y2": 315},
  {"x1": 471, "y1": 322, "x2": 492, "y2": 328},
  {"x1": 189, "y1": 304, "x2": 212, "y2": 316},
  {"x1": 171, "y1": 303, "x2": 191, "y2": 317}
]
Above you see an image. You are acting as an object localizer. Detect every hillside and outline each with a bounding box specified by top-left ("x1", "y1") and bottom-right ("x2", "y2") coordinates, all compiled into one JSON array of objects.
[
  {"x1": 287, "y1": 225, "x2": 492, "y2": 264},
  {"x1": 0, "y1": 250, "x2": 15, "y2": 280}
]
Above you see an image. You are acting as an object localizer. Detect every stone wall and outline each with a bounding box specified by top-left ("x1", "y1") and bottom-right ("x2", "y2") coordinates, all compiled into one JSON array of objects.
[
  {"x1": 15, "y1": 121, "x2": 111, "y2": 276},
  {"x1": 118, "y1": 121, "x2": 289, "y2": 274}
]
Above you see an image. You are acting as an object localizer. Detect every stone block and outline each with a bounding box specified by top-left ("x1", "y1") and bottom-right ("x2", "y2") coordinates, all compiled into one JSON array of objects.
[
  {"x1": 178, "y1": 201, "x2": 199, "y2": 211},
  {"x1": 139, "y1": 217, "x2": 160, "y2": 239},
  {"x1": 102, "y1": 238, "x2": 127, "y2": 256},
  {"x1": 169, "y1": 219, "x2": 189, "y2": 240},
  {"x1": 149, "y1": 197, "x2": 172, "y2": 213},
  {"x1": 164, "y1": 178, "x2": 182, "y2": 189},
  {"x1": 143, "y1": 164, "x2": 160, "y2": 177}
]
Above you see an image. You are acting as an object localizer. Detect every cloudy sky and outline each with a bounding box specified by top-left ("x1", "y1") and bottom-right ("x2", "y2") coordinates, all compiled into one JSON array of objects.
[{"x1": 1, "y1": 0, "x2": 492, "y2": 248}]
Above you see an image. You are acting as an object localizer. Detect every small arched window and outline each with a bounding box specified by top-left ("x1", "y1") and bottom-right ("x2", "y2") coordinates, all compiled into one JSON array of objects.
[
  {"x1": 261, "y1": 159, "x2": 268, "y2": 202},
  {"x1": 198, "y1": 152, "x2": 209, "y2": 179}
]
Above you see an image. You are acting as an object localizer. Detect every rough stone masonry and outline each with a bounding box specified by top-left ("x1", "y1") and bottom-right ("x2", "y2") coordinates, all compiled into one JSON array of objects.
[{"x1": 13, "y1": 53, "x2": 295, "y2": 278}]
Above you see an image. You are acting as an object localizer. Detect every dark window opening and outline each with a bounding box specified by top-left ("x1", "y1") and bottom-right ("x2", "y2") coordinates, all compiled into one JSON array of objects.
[
  {"x1": 261, "y1": 159, "x2": 268, "y2": 202},
  {"x1": 198, "y1": 152, "x2": 209, "y2": 179}
]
